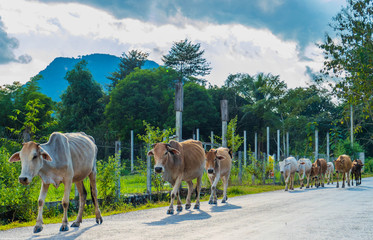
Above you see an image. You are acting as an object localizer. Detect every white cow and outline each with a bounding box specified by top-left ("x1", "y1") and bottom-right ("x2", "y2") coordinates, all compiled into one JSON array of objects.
[
  {"x1": 325, "y1": 162, "x2": 334, "y2": 185},
  {"x1": 9, "y1": 132, "x2": 102, "y2": 233},
  {"x1": 279, "y1": 157, "x2": 298, "y2": 191},
  {"x1": 297, "y1": 158, "x2": 312, "y2": 189}
]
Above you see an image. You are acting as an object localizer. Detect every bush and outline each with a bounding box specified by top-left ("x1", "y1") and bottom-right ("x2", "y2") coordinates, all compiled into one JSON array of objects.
[
  {"x1": 0, "y1": 146, "x2": 40, "y2": 224},
  {"x1": 96, "y1": 155, "x2": 121, "y2": 203},
  {"x1": 364, "y1": 158, "x2": 373, "y2": 173}
]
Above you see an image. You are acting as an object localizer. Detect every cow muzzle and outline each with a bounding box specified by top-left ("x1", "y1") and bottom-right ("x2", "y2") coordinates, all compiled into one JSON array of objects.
[
  {"x1": 207, "y1": 169, "x2": 214, "y2": 174},
  {"x1": 19, "y1": 177, "x2": 30, "y2": 185},
  {"x1": 154, "y1": 166, "x2": 163, "y2": 174}
]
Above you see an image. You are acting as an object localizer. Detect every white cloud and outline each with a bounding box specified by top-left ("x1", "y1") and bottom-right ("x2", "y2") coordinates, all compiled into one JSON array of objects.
[{"x1": 0, "y1": 0, "x2": 324, "y2": 89}]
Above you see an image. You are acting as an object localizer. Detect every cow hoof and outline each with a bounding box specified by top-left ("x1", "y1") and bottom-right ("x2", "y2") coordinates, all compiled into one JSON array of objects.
[
  {"x1": 60, "y1": 225, "x2": 69, "y2": 232},
  {"x1": 194, "y1": 205, "x2": 200, "y2": 210},
  {"x1": 336, "y1": 185, "x2": 339, "y2": 188},
  {"x1": 300, "y1": 186, "x2": 302, "y2": 189},
  {"x1": 33, "y1": 225, "x2": 43, "y2": 233},
  {"x1": 96, "y1": 217, "x2": 103, "y2": 225},
  {"x1": 167, "y1": 209, "x2": 174, "y2": 215},
  {"x1": 208, "y1": 200, "x2": 213, "y2": 204},
  {"x1": 322, "y1": 184, "x2": 324, "y2": 187},
  {"x1": 213, "y1": 200, "x2": 217, "y2": 205},
  {"x1": 342, "y1": 185, "x2": 345, "y2": 188},
  {"x1": 71, "y1": 222, "x2": 80, "y2": 228},
  {"x1": 306, "y1": 186, "x2": 309, "y2": 189},
  {"x1": 222, "y1": 199, "x2": 226, "y2": 203},
  {"x1": 177, "y1": 206, "x2": 183, "y2": 212},
  {"x1": 185, "y1": 204, "x2": 191, "y2": 210}
]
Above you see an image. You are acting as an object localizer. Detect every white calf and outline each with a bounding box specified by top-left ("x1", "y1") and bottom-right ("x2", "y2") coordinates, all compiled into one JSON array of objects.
[
  {"x1": 279, "y1": 157, "x2": 298, "y2": 191},
  {"x1": 297, "y1": 158, "x2": 312, "y2": 189}
]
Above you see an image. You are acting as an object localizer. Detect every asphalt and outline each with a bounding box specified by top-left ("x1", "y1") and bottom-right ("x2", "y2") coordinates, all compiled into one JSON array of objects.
[{"x1": 1, "y1": 177, "x2": 373, "y2": 240}]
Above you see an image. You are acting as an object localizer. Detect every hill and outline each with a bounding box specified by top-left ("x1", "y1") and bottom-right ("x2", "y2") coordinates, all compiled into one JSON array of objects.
[{"x1": 38, "y1": 53, "x2": 159, "y2": 101}]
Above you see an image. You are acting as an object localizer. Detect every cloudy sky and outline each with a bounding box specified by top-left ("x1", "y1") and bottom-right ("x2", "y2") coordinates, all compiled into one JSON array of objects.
[{"x1": 0, "y1": 0, "x2": 346, "y2": 88}]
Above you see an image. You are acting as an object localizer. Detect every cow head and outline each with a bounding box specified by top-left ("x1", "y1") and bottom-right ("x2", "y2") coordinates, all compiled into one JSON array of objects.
[
  {"x1": 147, "y1": 143, "x2": 180, "y2": 174},
  {"x1": 9, "y1": 141, "x2": 52, "y2": 185},
  {"x1": 334, "y1": 156, "x2": 345, "y2": 173},
  {"x1": 205, "y1": 149, "x2": 226, "y2": 175},
  {"x1": 297, "y1": 159, "x2": 306, "y2": 173},
  {"x1": 279, "y1": 160, "x2": 287, "y2": 175}
]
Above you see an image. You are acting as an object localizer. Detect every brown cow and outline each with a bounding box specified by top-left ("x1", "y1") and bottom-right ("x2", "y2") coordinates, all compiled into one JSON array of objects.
[
  {"x1": 205, "y1": 147, "x2": 232, "y2": 204},
  {"x1": 147, "y1": 139, "x2": 205, "y2": 214},
  {"x1": 351, "y1": 159, "x2": 364, "y2": 186},
  {"x1": 9, "y1": 132, "x2": 102, "y2": 233},
  {"x1": 334, "y1": 154, "x2": 352, "y2": 188},
  {"x1": 309, "y1": 158, "x2": 327, "y2": 188}
]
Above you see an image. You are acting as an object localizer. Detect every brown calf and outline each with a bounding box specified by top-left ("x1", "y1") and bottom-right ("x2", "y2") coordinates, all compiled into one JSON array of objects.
[
  {"x1": 334, "y1": 154, "x2": 352, "y2": 188},
  {"x1": 351, "y1": 159, "x2": 363, "y2": 186},
  {"x1": 310, "y1": 158, "x2": 327, "y2": 188},
  {"x1": 148, "y1": 139, "x2": 205, "y2": 214},
  {"x1": 205, "y1": 148, "x2": 232, "y2": 204}
]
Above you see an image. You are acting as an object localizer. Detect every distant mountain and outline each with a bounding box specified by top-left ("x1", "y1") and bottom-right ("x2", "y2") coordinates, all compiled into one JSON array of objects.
[{"x1": 38, "y1": 53, "x2": 159, "y2": 101}]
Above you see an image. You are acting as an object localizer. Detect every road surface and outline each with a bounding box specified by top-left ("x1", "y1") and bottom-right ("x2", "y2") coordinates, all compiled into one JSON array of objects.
[{"x1": 2, "y1": 177, "x2": 373, "y2": 240}]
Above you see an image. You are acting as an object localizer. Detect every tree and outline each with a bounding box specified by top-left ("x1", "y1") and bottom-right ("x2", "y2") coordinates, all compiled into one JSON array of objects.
[
  {"x1": 319, "y1": 0, "x2": 373, "y2": 120},
  {"x1": 1, "y1": 76, "x2": 55, "y2": 141},
  {"x1": 105, "y1": 67, "x2": 177, "y2": 139},
  {"x1": 162, "y1": 39, "x2": 211, "y2": 84},
  {"x1": 107, "y1": 50, "x2": 149, "y2": 90},
  {"x1": 59, "y1": 60, "x2": 105, "y2": 133},
  {"x1": 182, "y1": 82, "x2": 219, "y2": 138}
]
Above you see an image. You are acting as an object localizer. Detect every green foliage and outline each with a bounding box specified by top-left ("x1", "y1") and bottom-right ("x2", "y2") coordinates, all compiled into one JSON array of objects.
[
  {"x1": 333, "y1": 139, "x2": 364, "y2": 158},
  {"x1": 107, "y1": 50, "x2": 149, "y2": 90},
  {"x1": 227, "y1": 116, "x2": 243, "y2": 153},
  {"x1": 59, "y1": 60, "x2": 105, "y2": 133},
  {"x1": 105, "y1": 67, "x2": 177, "y2": 139},
  {"x1": 96, "y1": 155, "x2": 121, "y2": 203},
  {"x1": 320, "y1": 0, "x2": 373, "y2": 121},
  {"x1": 162, "y1": 38, "x2": 211, "y2": 84},
  {"x1": 7, "y1": 99, "x2": 57, "y2": 142},
  {"x1": 0, "y1": 147, "x2": 40, "y2": 224}
]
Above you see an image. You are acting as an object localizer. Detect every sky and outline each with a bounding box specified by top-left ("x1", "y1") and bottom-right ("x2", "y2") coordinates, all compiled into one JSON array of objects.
[{"x1": 0, "y1": 0, "x2": 346, "y2": 88}]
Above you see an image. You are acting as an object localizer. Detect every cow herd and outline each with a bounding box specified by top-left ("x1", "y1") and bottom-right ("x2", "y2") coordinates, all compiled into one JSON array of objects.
[
  {"x1": 278, "y1": 155, "x2": 364, "y2": 191},
  {"x1": 7, "y1": 132, "x2": 365, "y2": 234}
]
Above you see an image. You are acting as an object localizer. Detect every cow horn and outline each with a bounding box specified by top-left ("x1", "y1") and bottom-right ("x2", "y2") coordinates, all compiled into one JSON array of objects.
[
  {"x1": 151, "y1": 143, "x2": 156, "y2": 148},
  {"x1": 166, "y1": 143, "x2": 172, "y2": 148}
]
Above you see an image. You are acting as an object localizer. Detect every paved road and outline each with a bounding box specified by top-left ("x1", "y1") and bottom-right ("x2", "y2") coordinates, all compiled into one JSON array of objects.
[{"x1": 2, "y1": 178, "x2": 373, "y2": 240}]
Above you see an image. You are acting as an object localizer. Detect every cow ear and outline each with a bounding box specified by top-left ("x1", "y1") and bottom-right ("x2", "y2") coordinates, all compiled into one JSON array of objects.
[
  {"x1": 9, "y1": 152, "x2": 21, "y2": 162},
  {"x1": 167, "y1": 147, "x2": 180, "y2": 155},
  {"x1": 216, "y1": 155, "x2": 225, "y2": 161},
  {"x1": 228, "y1": 149, "x2": 233, "y2": 158},
  {"x1": 317, "y1": 160, "x2": 321, "y2": 167},
  {"x1": 147, "y1": 149, "x2": 154, "y2": 156},
  {"x1": 40, "y1": 149, "x2": 52, "y2": 161}
]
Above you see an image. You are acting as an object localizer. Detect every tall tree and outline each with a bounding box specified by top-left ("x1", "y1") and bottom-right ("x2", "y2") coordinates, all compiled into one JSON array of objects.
[
  {"x1": 105, "y1": 67, "x2": 177, "y2": 139},
  {"x1": 107, "y1": 50, "x2": 149, "y2": 90},
  {"x1": 319, "y1": 0, "x2": 373, "y2": 120},
  {"x1": 162, "y1": 39, "x2": 211, "y2": 84},
  {"x1": 59, "y1": 60, "x2": 105, "y2": 133}
]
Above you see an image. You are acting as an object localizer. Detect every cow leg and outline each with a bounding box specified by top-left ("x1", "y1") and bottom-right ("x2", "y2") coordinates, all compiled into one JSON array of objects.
[
  {"x1": 89, "y1": 171, "x2": 103, "y2": 224},
  {"x1": 342, "y1": 172, "x2": 345, "y2": 188},
  {"x1": 176, "y1": 190, "x2": 183, "y2": 212},
  {"x1": 194, "y1": 174, "x2": 202, "y2": 209},
  {"x1": 60, "y1": 180, "x2": 72, "y2": 231},
  {"x1": 306, "y1": 174, "x2": 310, "y2": 188},
  {"x1": 221, "y1": 175, "x2": 229, "y2": 203},
  {"x1": 208, "y1": 175, "x2": 215, "y2": 204},
  {"x1": 284, "y1": 173, "x2": 290, "y2": 191},
  {"x1": 184, "y1": 181, "x2": 194, "y2": 210},
  {"x1": 34, "y1": 182, "x2": 49, "y2": 233},
  {"x1": 290, "y1": 173, "x2": 295, "y2": 190},
  {"x1": 168, "y1": 177, "x2": 182, "y2": 214},
  {"x1": 210, "y1": 173, "x2": 220, "y2": 204},
  {"x1": 321, "y1": 173, "x2": 325, "y2": 187},
  {"x1": 336, "y1": 172, "x2": 339, "y2": 188},
  {"x1": 71, "y1": 181, "x2": 87, "y2": 227},
  {"x1": 347, "y1": 171, "x2": 350, "y2": 187}
]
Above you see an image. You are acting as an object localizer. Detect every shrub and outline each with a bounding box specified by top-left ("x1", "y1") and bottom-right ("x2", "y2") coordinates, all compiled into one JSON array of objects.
[{"x1": 96, "y1": 155, "x2": 121, "y2": 203}]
